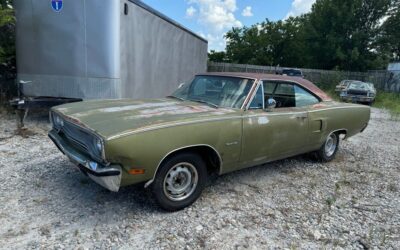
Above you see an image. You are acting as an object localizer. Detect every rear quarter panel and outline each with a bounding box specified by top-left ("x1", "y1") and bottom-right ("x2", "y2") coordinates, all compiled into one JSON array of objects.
[{"x1": 308, "y1": 102, "x2": 370, "y2": 149}]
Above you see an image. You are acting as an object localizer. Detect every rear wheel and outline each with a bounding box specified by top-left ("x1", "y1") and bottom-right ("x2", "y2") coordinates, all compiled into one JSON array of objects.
[
  {"x1": 152, "y1": 153, "x2": 207, "y2": 211},
  {"x1": 315, "y1": 132, "x2": 339, "y2": 162}
]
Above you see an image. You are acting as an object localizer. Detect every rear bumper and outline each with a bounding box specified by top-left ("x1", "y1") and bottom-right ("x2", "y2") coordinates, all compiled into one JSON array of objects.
[{"x1": 48, "y1": 130, "x2": 121, "y2": 192}]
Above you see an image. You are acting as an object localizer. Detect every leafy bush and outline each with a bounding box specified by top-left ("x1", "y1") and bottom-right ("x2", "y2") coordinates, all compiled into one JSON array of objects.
[{"x1": 0, "y1": 0, "x2": 17, "y2": 108}]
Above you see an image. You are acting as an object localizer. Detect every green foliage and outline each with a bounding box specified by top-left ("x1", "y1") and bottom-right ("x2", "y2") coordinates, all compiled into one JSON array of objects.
[
  {"x1": 0, "y1": 0, "x2": 15, "y2": 62},
  {"x1": 373, "y1": 92, "x2": 400, "y2": 116},
  {"x1": 218, "y1": 0, "x2": 399, "y2": 71},
  {"x1": 304, "y1": 0, "x2": 392, "y2": 71},
  {"x1": 0, "y1": 0, "x2": 17, "y2": 104},
  {"x1": 208, "y1": 50, "x2": 228, "y2": 63},
  {"x1": 382, "y1": 1, "x2": 400, "y2": 61},
  {"x1": 225, "y1": 16, "x2": 308, "y2": 67}
]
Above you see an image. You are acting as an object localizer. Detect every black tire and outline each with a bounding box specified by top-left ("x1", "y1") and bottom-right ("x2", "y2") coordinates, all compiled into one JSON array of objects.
[
  {"x1": 315, "y1": 132, "x2": 340, "y2": 162},
  {"x1": 152, "y1": 153, "x2": 207, "y2": 211}
]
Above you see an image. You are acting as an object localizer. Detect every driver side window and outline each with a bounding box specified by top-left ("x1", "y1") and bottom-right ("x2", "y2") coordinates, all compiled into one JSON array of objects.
[{"x1": 262, "y1": 81, "x2": 319, "y2": 108}]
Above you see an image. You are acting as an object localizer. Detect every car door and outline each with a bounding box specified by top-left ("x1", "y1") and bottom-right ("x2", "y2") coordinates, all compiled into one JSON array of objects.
[{"x1": 239, "y1": 80, "x2": 317, "y2": 168}]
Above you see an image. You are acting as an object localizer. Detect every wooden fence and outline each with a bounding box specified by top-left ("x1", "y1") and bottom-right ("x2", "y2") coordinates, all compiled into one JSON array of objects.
[{"x1": 208, "y1": 62, "x2": 400, "y2": 93}]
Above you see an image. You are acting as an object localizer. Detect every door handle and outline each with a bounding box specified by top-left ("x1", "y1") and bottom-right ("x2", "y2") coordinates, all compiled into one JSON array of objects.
[{"x1": 295, "y1": 113, "x2": 308, "y2": 119}]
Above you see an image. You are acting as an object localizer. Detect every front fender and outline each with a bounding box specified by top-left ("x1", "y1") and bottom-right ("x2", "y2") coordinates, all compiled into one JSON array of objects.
[{"x1": 104, "y1": 117, "x2": 243, "y2": 187}]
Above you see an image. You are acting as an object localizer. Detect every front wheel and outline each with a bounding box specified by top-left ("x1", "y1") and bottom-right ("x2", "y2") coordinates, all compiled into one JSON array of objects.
[
  {"x1": 315, "y1": 132, "x2": 339, "y2": 162},
  {"x1": 152, "y1": 153, "x2": 207, "y2": 211}
]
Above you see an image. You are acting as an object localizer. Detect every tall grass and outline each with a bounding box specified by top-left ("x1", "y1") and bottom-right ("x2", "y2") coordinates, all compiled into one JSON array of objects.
[{"x1": 373, "y1": 92, "x2": 400, "y2": 116}]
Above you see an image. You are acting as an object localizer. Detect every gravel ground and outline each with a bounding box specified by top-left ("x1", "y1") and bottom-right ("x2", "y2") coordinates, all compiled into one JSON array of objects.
[{"x1": 0, "y1": 108, "x2": 399, "y2": 249}]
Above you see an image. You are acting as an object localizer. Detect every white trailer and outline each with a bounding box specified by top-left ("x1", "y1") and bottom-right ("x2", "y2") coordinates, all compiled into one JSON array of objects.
[{"x1": 14, "y1": 0, "x2": 208, "y2": 101}]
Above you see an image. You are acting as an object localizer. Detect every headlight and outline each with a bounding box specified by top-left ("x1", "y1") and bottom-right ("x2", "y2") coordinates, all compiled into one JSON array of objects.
[
  {"x1": 52, "y1": 113, "x2": 64, "y2": 128},
  {"x1": 94, "y1": 138, "x2": 105, "y2": 160},
  {"x1": 95, "y1": 138, "x2": 103, "y2": 153}
]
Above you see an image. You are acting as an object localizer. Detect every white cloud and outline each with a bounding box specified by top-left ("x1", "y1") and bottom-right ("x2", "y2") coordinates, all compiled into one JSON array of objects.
[
  {"x1": 190, "y1": 0, "x2": 242, "y2": 32},
  {"x1": 286, "y1": 0, "x2": 316, "y2": 18},
  {"x1": 187, "y1": 0, "x2": 242, "y2": 51},
  {"x1": 242, "y1": 6, "x2": 253, "y2": 17},
  {"x1": 198, "y1": 32, "x2": 228, "y2": 51},
  {"x1": 186, "y1": 6, "x2": 197, "y2": 18}
]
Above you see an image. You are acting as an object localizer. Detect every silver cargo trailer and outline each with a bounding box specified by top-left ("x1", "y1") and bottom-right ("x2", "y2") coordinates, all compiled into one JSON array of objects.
[{"x1": 13, "y1": 0, "x2": 208, "y2": 101}]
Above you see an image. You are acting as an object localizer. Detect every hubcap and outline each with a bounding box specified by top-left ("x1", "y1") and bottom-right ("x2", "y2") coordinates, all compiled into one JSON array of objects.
[
  {"x1": 163, "y1": 162, "x2": 198, "y2": 201},
  {"x1": 324, "y1": 133, "x2": 337, "y2": 157}
]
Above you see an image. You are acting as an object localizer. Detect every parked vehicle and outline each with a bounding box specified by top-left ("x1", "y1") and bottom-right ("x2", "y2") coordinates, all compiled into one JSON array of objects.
[
  {"x1": 339, "y1": 81, "x2": 377, "y2": 105},
  {"x1": 335, "y1": 80, "x2": 359, "y2": 92},
  {"x1": 49, "y1": 73, "x2": 370, "y2": 211},
  {"x1": 279, "y1": 68, "x2": 304, "y2": 78}
]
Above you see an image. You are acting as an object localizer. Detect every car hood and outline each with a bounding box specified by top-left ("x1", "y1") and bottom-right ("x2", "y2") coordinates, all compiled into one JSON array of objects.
[
  {"x1": 346, "y1": 85, "x2": 375, "y2": 93},
  {"x1": 53, "y1": 98, "x2": 240, "y2": 139}
]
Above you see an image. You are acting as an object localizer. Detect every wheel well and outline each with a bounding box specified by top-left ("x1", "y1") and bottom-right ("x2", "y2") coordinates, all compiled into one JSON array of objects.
[
  {"x1": 334, "y1": 129, "x2": 347, "y2": 139},
  {"x1": 159, "y1": 146, "x2": 222, "y2": 175}
]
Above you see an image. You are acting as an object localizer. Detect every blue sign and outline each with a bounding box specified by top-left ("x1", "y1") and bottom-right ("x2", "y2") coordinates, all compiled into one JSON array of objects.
[{"x1": 51, "y1": 0, "x2": 63, "y2": 12}]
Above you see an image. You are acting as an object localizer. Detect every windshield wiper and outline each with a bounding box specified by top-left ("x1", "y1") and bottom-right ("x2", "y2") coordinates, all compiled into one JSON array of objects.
[
  {"x1": 190, "y1": 99, "x2": 219, "y2": 108},
  {"x1": 166, "y1": 95, "x2": 185, "y2": 101}
]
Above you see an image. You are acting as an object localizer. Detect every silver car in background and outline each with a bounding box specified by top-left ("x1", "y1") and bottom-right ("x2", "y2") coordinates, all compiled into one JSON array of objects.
[{"x1": 339, "y1": 81, "x2": 377, "y2": 105}]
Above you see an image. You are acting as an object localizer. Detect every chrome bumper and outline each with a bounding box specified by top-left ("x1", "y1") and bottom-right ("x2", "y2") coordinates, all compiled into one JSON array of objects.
[
  {"x1": 48, "y1": 130, "x2": 121, "y2": 192},
  {"x1": 340, "y1": 95, "x2": 374, "y2": 103}
]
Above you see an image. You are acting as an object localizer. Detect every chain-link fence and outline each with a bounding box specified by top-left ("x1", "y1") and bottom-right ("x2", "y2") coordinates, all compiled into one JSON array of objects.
[{"x1": 208, "y1": 62, "x2": 400, "y2": 93}]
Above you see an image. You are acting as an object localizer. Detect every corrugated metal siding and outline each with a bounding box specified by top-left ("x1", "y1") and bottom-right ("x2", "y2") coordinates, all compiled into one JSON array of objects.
[
  {"x1": 119, "y1": 0, "x2": 208, "y2": 99},
  {"x1": 14, "y1": 0, "x2": 207, "y2": 99}
]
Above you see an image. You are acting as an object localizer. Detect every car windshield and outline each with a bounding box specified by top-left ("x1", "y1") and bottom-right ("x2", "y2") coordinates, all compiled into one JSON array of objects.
[
  {"x1": 340, "y1": 80, "x2": 352, "y2": 86},
  {"x1": 170, "y1": 75, "x2": 255, "y2": 109},
  {"x1": 349, "y1": 82, "x2": 369, "y2": 90},
  {"x1": 365, "y1": 82, "x2": 375, "y2": 90}
]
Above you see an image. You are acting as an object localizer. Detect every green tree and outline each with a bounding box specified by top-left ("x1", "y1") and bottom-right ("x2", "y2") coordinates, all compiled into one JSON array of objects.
[
  {"x1": 208, "y1": 50, "x2": 228, "y2": 62},
  {"x1": 304, "y1": 0, "x2": 392, "y2": 71},
  {"x1": 0, "y1": 0, "x2": 15, "y2": 65},
  {"x1": 0, "y1": 0, "x2": 16, "y2": 101},
  {"x1": 225, "y1": 16, "x2": 307, "y2": 67},
  {"x1": 224, "y1": 0, "x2": 397, "y2": 71},
  {"x1": 383, "y1": 0, "x2": 400, "y2": 61}
]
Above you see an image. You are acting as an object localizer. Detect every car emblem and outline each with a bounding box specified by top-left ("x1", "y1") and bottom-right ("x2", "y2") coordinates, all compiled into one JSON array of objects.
[{"x1": 51, "y1": 0, "x2": 63, "y2": 12}]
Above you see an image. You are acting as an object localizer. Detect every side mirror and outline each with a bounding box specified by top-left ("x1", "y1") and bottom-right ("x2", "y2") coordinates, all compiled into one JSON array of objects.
[{"x1": 266, "y1": 98, "x2": 276, "y2": 109}]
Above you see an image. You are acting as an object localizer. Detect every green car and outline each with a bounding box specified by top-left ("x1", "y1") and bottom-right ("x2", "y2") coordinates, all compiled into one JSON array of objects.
[{"x1": 49, "y1": 73, "x2": 370, "y2": 211}]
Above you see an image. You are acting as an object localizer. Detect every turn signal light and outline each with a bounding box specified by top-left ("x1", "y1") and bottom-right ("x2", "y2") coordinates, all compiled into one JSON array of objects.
[{"x1": 128, "y1": 169, "x2": 145, "y2": 175}]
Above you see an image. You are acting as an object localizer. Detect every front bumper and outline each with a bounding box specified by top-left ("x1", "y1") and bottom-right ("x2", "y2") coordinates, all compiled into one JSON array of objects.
[
  {"x1": 340, "y1": 95, "x2": 374, "y2": 103},
  {"x1": 48, "y1": 130, "x2": 122, "y2": 192}
]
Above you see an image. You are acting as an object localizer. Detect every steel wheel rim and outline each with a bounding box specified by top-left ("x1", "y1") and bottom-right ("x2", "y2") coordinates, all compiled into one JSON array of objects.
[
  {"x1": 163, "y1": 162, "x2": 198, "y2": 201},
  {"x1": 324, "y1": 133, "x2": 337, "y2": 157}
]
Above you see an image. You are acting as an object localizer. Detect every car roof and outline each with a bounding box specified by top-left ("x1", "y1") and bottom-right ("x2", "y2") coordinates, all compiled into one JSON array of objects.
[
  {"x1": 282, "y1": 68, "x2": 302, "y2": 71},
  {"x1": 197, "y1": 72, "x2": 332, "y2": 101}
]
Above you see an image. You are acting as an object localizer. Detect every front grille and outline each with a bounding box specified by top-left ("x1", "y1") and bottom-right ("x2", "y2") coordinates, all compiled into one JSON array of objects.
[
  {"x1": 347, "y1": 89, "x2": 368, "y2": 96},
  {"x1": 62, "y1": 121, "x2": 93, "y2": 155}
]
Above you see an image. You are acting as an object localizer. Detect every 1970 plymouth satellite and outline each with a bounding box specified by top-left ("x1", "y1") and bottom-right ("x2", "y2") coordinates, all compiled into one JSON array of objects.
[{"x1": 49, "y1": 73, "x2": 370, "y2": 211}]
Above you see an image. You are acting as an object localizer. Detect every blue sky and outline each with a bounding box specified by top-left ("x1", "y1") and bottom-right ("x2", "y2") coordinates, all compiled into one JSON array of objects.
[{"x1": 141, "y1": 0, "x2": 316, "y2": 51}]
